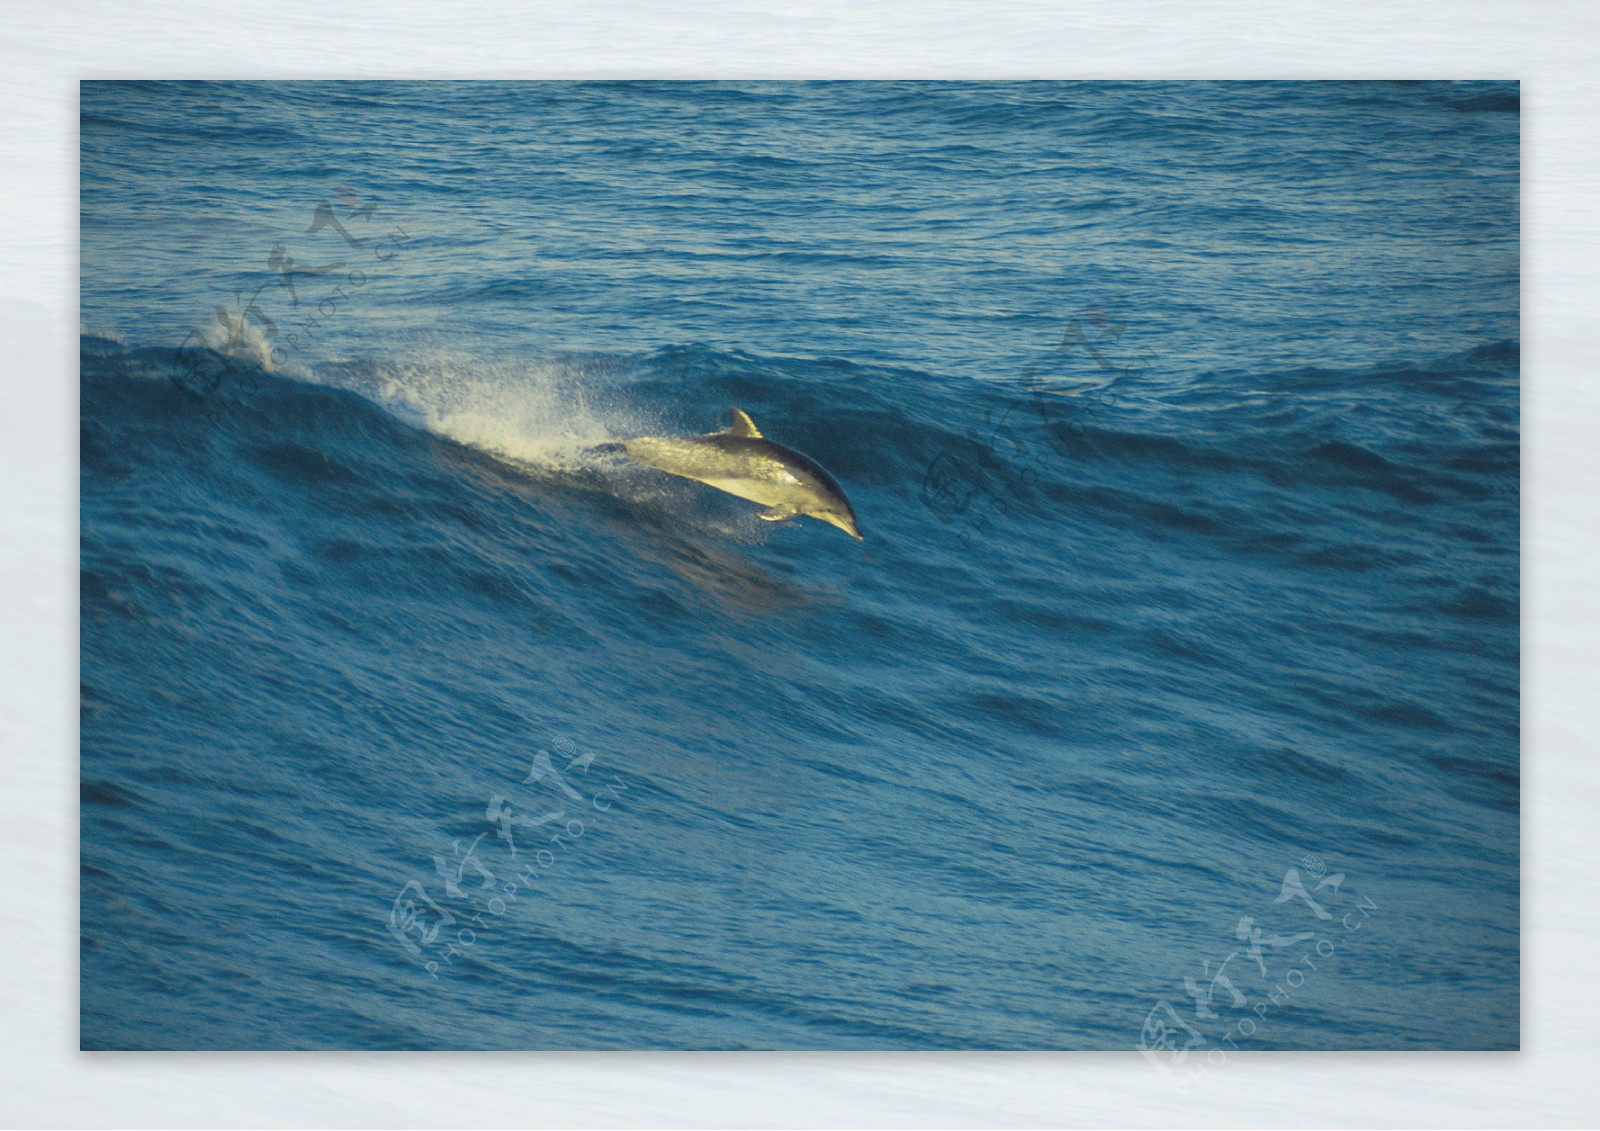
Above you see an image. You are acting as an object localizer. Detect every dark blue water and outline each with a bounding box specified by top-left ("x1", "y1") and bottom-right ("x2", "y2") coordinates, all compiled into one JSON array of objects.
[{"x1": 80, "y1": 81, "x2": 1519, "y2": 1051}]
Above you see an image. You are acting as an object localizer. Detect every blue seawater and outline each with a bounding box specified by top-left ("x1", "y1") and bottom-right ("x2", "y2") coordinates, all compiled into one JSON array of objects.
[{"x1": 79, "y1": 81, "x2": 1519, "y2": 1050}]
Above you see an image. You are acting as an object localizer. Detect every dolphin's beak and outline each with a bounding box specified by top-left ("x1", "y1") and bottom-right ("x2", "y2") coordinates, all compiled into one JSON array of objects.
[{"x1": 821, "y1": 513, "x2": 864, "y2": 540}]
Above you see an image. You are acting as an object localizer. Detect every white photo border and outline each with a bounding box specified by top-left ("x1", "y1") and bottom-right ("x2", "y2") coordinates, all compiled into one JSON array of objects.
[{"x1": 7, "y1": 1, "x2": 1591, "y2": 1125}]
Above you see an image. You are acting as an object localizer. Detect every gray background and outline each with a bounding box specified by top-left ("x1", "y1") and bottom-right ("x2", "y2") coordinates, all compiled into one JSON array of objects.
[{"x1": 4, "y1": 0, "x2": 1592, "y2": 1125}]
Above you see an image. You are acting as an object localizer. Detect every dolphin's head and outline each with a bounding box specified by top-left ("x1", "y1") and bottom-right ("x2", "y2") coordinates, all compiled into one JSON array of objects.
[
  {"x1": 813, "y1": 503, "x2": 864, "y2": 540},
  {"x1": 798, "y1": 461, "x2": 863, "y2": 540}
]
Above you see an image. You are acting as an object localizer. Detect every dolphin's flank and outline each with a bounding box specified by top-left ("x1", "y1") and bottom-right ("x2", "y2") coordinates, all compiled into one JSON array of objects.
[{"x1": 601, "y1": 407, "x2": 864, "y2": 540}]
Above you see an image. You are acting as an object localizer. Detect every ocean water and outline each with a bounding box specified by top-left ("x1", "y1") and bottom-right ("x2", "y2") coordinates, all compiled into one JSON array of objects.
[{"x1": 79, "y1": 80, "x2": 1519, "y2": 1051}]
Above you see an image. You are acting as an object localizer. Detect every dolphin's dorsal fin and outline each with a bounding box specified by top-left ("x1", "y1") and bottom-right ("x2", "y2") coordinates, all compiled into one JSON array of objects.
[{"x1": 729, "y1": 406, "x2": 763, "y2": 439}]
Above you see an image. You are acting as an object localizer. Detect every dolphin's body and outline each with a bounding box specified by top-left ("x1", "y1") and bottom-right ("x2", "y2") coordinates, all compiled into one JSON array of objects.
[{"x1": 600, "y1": 407, "x2": 863, "y2": 539}]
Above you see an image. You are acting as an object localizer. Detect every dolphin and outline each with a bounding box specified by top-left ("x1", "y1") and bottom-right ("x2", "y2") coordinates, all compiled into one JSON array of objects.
[{"x1": 597, "y1": 407, "x2": 864, "y2": 540}]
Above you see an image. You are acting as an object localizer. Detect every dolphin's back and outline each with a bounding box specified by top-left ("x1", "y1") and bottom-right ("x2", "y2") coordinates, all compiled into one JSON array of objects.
[{"x1": 700, "y1": 434, "x2": 843, "y2": 494}]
